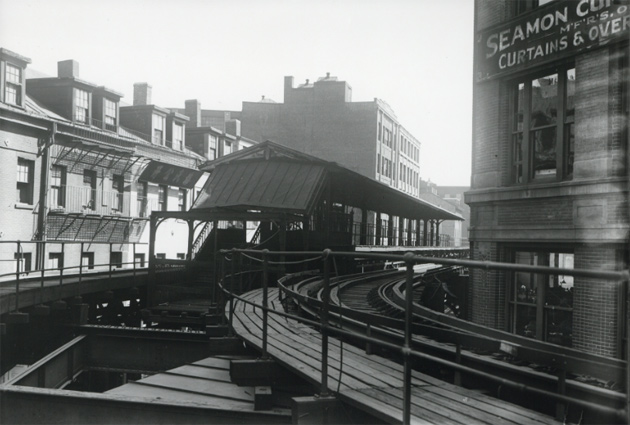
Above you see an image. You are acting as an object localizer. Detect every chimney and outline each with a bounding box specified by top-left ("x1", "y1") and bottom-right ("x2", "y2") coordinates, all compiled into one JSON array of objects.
[
  {"x1": 58, "y1": 60, "x2": 79, "y2": 78},
  {"x1": 133, "y1": 82, "x2": 152, "y2": 106},
  {"x1": 225, "y1": 119, "x2": 241, "y2": 137},
  {"x1": 283, "y1": 76, "x2": 294, "y2": 103},
  {"x1": 184, "y1": 99, "x2": 201, "y2": 127}
]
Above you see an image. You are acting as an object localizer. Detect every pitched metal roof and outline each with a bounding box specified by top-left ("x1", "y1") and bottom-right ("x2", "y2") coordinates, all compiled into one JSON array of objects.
[
  {"x1": 194, "y1": 158, "x2": 326, "y2": 215},
  {"x1": 194, "y1": 141, "x2": 463, "y2": 221}
]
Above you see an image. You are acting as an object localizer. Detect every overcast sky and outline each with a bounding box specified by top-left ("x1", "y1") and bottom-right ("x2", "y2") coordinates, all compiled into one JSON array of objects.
[{"x1": 0, "y1": 0, "x2": 474, "y2": 186}]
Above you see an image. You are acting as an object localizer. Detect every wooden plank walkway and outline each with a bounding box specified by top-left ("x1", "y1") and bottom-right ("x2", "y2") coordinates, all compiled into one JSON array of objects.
[
  {"x1": 107, "y1": 355, "x2": 291, "y2": 422},
  {"x1": 230, "y1": 288, "x2": 561, "y2": 425}
]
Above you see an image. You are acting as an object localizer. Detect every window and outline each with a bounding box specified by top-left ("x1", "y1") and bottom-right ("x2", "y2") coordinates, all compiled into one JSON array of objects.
[
  {"x1": 224, "y1": 141, "x2": 232, "y2": 155},
  {"x1": 104, "y1": 99, "x2": 117, "y2": 130},
  {"x1": 14, "y1": 252, "x2": 32, "y2": 273},
  {"x1": 208, "y1": 135, "x2": 217, "y2": 160},
  {"x1": 137, "y1": 181, "x2": 148, "y2": 217},
  {"x1": 152, "y1": 114, "x2": 165, "y2": 145},
  {"x1": 5, "y1": 63, "x2": 22, "y2": 106},
  {"x1": 509, "y1": 249, "x2": 573, "y2": 347},
  {"x1": 511, "y1": 66, "x2": 575, "y2": 183},
  {"x1": 83, "y1": 169, "x2": 97, "y2": 210},
  {"x1": 49, "y1": 252, "x2": 64, "y2": 271},
  {"x1": 16, "y1": 158, "x2": 34, "y2": 204},
  {"x1": 134, "y1": 253, "x2": 145, "y2": 267},
  {"x1": 158, "y1": 185, "x2": 167, "y2": 211},
  {"x1": 81, "y1": 252, "x2": 94, "y2": 270},
  {"x1": 514, "y1": 0, "x2": 555, "y2": 16},
  {"x1": 74, "y1": 88, "x2": 89, "y2": 123},
  {"x1": 112, "y1": 174, "x2": 124, "y2": 212},
  {"x1": 173, "y1": 123, "x2": 184, "y2": 151},
  {"x1": 50, "y1": 165, "x2": 66, "y2": 208},
  {"x1": 110, "y1": 251, "x2": 123, "y2": 268},
  {"x1": 178, "y1": 188, "x2": 187, "y2": 211}
]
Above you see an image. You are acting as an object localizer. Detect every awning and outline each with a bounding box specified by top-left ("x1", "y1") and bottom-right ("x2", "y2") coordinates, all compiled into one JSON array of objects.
[
  {"x1": 194, "y1": 159, "x2": 326, "y2": 215},
  {"x1": 139, "y1": 160, "x2": 204, "y2": 188}
]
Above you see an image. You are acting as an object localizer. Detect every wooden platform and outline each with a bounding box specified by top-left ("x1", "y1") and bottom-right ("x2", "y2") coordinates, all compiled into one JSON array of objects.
[
  {"x1": 106, "y1": 355, "x2": 291, "y2": 423},
  {"x1": 230, "y1": 288, "x2": 561, "y2": 425}
]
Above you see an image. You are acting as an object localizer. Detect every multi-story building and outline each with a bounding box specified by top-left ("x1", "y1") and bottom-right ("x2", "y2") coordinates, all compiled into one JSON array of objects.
[
  {"x1": 466, "y1": 1, "x2": 628, "y2": 357},
  {"x1": 189, "y1": 74, "x2": 422, "y2": 199},
  {"x1": 168, "y1": 101, "x2": 256, "y2": 210},
  {"x1": 0, "y1": 49, "x2": 206, "y2": 276},
  {"x1": 177, "y1": 99, "x2": 256, "y2": 164},
  {"x1": 419, "y1": 183, "x2": 470, "y2": 248}
]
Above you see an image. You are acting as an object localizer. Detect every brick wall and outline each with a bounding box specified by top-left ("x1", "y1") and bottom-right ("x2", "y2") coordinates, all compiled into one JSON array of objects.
[
  {"x1": 574, "y1": 49, "x2": 611, "y2": 180},
  {"x1": 497, "y1": 199, "x2": 573, "y2": 226},
  {"x1": 572, "y1": 245, "x2": 623, "y2": 357},
  {"x1": 469, "y1": 241, "x2": 505, "y2": 329}
]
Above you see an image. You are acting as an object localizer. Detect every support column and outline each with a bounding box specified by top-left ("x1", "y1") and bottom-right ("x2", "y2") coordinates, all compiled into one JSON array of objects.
[
  {"x1": 398, "y1": 217, "x2": 404, "y2": 247},
  {"x1": 360, "y1": 208, "x2": 368, "y2": 245},
  {"x1": 430, "y1": 220, "x2": 435, "y2": 247},
  {"x1": 387, "y1": 216, "x2": 394, "y2": 246},
  {"x1": 435, "y1": 220, "x2": 441, "y2": 247},
  {"x1": 375, "y1": 212, "x2": 382, "y2": 246},
  {"x1": 415, "y1": 219, "x2": 421, "y2": 246},
  {"x1": 407, "y1": 218, "x2": 413, "y2": 246},
  {"x1": 186, "y1": 220, "x2": 195, "y2": 260},
  {"x1": 279, "y1": 218, "x2": 286, "y2": 276},
  {"x1": 423, "y1": 220, "x2": 428, "y2": 246},
  {"x1": 148, "y1": 215, "x2": 157, "y2": 307}
]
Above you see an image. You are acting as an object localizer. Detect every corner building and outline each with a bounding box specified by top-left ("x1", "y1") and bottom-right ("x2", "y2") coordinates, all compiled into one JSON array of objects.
[{"x1": 466, "y1": 1, "x2": 629, "y2": 357}]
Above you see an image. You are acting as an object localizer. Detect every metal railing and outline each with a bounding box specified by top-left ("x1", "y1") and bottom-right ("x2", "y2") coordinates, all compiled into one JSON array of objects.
[
  {"x1": 191, "y1": 222, "x2": 213, "y2": 259},
  {"x1": 217, "y1": 248, "x2": 630, "y2": 425},
  {"x1": 0, "y1": 240, "x2": 148, "y2": 313},
  {"x1": 48, "y1": 185, "x2": 130, "y2": 216},
  {"x1": 351, "y1": 222, "x2": 451, "y2": 247}
]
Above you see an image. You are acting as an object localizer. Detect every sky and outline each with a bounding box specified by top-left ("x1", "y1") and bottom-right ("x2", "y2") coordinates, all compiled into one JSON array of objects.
[{"x1": 0, "y1": 0, "x2": 474, "y2": 186}]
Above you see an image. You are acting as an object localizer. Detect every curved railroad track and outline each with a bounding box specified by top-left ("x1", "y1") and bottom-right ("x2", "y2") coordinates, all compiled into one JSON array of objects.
[{"x1": 277, "y1": 267, "x2": 626, "y2": 422}]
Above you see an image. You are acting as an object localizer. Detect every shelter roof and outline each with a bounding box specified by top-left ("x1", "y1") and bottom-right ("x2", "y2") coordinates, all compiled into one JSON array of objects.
[{"x1": 194, "y1": 141, "x2": 462, "y2": 221}]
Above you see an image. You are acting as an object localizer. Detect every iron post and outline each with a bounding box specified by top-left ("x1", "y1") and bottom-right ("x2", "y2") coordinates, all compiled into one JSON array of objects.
[
  {"x1": 403, "y1": 252, "x2": 415, "y2": 425},
  {"x1": 262, "y1": 249, "x2": 269, "y2": 360},
  {"x1": 320, "y1": 249, "x2": 331, "y2": 397}
]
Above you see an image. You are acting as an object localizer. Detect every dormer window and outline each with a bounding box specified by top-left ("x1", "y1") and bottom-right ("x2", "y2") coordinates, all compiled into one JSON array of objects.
[
  {"x1": 152, "y1": 114, "x2": 165, "y2": 145},
  {"x1": 173, "y1": 123, "x2": 184, "y2": 151},
  {"x1": 74, "y1": 88, "x2": 89, "y2": 123},
  {"x1": 5, "y1": 63, "x2": 22, "y2": 106},
  {"x1": 104, "y1": 98, "x2": 117, "y2": 130}
]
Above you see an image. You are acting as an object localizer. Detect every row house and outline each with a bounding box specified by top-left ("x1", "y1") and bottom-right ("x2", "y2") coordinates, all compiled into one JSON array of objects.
[{"x1": 0, "y1": 48, "x2": 206, "y2": 276}]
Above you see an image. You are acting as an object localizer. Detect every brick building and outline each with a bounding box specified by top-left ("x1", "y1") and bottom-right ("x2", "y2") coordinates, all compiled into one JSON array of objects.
[
  {"x1": 466, "y1": 1, "x2": 629, "y2": 357},
  {"x1": 239, "y1": 74, "x2": 421, "y2": 198},
  {"x1": 0, "y1": 49, "x2": 207, "y2": 276},
  {"x1": 176, "y1": 74, "x2": 421, "y2": 199}
]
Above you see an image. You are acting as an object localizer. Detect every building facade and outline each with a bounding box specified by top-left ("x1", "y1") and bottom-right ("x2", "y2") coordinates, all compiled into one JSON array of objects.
[
  {"x1": 0, "y1": 49, "x2": 207, "y2": 277},
  {"x1": 466, "y1": 1, "x2": 629, "y2": 357},
  {"x1": 234, "y1": 74, "x2": 421, "y2": 198}
]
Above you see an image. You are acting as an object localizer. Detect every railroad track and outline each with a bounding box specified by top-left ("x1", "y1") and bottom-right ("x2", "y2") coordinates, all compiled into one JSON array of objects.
[{"x1": 277, "y1": 268, "x2": 626, "y2": 422}]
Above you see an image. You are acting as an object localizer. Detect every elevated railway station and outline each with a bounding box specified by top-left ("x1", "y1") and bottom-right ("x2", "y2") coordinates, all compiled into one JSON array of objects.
[{"x1": 0, "y1": 141, "x2": 627, "y2": 424}]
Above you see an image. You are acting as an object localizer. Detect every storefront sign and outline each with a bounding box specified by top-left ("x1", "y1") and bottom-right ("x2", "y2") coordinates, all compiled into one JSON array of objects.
[
  {"x1": 139, "y1": 161, "x2": 203, "y2": 188},
  {"x1": 476, "y1": 0, "x2": 629, "y2": 81}
]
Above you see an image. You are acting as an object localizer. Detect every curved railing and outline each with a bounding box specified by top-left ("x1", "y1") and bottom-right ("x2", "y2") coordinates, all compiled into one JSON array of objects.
[
  {"x1": 0, "y1": 240, "x2": 148, "y2": 314},
  {"x1": 215, "y1": 248, "x2": 629, "y2": 424}
]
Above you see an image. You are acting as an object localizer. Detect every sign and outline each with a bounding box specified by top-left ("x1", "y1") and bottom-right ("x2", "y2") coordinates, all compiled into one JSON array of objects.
[
  {"x1": 139, "y1": 161, "x2": 203, "y2": 188},
  {"x1": 476, "y1": 0, "x2": 630, "y2": 81}
]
